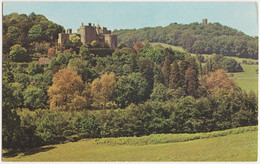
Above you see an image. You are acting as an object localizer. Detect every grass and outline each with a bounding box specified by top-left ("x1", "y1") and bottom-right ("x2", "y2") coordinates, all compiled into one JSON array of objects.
[
  {"x1": 151, "y1": 42, "x2": 258, "y2": 93},
  {"x1": 150, "y1": 42, "x2": 186, "y2": 53},
  {"x1": 230, "y1": 64, "x2": 258, "y2": 93},
  {"x1": 95, "y1": 126, "x2": 257, "y2": 146},
  {"x1": 2, "y1": 126, "x2": 258, "y2": 162}
]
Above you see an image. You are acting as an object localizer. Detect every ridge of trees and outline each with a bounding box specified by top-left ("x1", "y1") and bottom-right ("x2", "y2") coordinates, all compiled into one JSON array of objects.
[{"x1": 113, "y1": 22, "x2": 258, "y2": 59}]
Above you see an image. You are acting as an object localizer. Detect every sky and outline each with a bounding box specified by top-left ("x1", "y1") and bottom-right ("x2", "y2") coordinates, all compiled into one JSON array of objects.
[{"x1": 2, "y1": 1, "x2": 259, "y2": 37}]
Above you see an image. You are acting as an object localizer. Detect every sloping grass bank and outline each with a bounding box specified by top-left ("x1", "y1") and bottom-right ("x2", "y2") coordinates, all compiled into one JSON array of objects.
[
  {"x1": 3, "y1": 129, "x2": 257, "y2": 161},
  {"x1": 95, "y1": 126, "x2": 257, "y2": 146}
]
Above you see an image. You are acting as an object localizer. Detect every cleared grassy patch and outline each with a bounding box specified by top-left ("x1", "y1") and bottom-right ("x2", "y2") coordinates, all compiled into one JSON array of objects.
[
  {"x1": 2, "y1": 129, "x2": 257, "y2": 162},
  {"x1": 230, "y1": 64, "x2": 258, "y2": 93},
  {"x1": 151, "y1": 42, "x2": 186, "y2": 52},
  {"x1": 95, "y1": 126, "x2": 257, "y2": 146}
]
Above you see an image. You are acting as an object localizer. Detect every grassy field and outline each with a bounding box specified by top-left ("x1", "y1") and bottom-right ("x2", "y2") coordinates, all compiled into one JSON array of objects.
[
  {"x1": 3, "y1": 127, "x2": 257, "y2": 162},
  {"x1": 151, "y1": 42, "x2": 258, "y2": 93},
  {"x1": 231, "y1": 64, "x2": 258, "y2": 93}
]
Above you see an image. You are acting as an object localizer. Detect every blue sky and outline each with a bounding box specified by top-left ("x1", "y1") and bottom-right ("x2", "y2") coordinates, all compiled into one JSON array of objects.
[{"x1": 3, "y1": 1, "x2": 258, "y2": 36}]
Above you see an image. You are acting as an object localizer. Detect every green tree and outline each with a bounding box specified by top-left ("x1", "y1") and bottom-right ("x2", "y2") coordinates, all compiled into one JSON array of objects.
[
  {"x1": 2, "y1": 83, "x2": 23, "y2": 150},
  {"x1": 10, "y1": 82, "x2": 25, "y2": 108},
  {"x1": 79, "y1": 44, "x2": 94, "y2": 61},
  {"x1": 170, "y1": 96, "x2": 198, "y2": 133},
  {"x1": 91, "y1": 40, "x2": 102, "y2": 48},
  {"x1": 150, "y1": 83, "x2": 167, "y2": 102},
  {"x1": 9, "y1": 44, "x2": 30, "y2": 62},
  {"x1": 185, "y1": 67, "x2": 199, "y2": 97},
  {"x1": 114, "y1": 73, "x2": 148, "y2": 108},
  {"x1": 161, "y1": 55, "x2": 171, "y2": 87},
  {"x1": 7, "y1": 26, "x2": 21, "y2": 38},
  {"x1": 138, "y1": 58, "x2": 154, "y2": 98},
  {"x1": 27, "y1": 63, "x2": 44, "y2": 75},
  {"x1": 28, "y1": 24, "x2": 44, "y2": 42},
  {"x1": 23, "y1": 86, "x2": 46, "y2": 110},
  {"x1": 220, "y1": 58, "x2": 243, "y2": 72},
  {"x1": 169, "y1": 61, "x2": 182, "y2": 89}
]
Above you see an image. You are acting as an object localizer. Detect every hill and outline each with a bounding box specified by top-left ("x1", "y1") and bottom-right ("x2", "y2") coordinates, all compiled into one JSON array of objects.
[
  {"x1": 113, "y1": 22, "x2": 258, "y2": 59},
  {"x1": 3, "y1": 127, "x2": 257, "y2": 161}
]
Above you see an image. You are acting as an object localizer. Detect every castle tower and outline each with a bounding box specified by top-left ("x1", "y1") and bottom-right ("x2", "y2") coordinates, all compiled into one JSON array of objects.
[
  {"x1": 76, "y1": 23, "x2": 117, "y2": 48},
  {"x1": 202, "y1": 19, "x2": 208, "y2": 25},
  {"x1": 67, "y1": 29, "x2": 72, "y2": 34},
  {"x1": 58, "y1": 29, "x2": 71, "y2": 48}
]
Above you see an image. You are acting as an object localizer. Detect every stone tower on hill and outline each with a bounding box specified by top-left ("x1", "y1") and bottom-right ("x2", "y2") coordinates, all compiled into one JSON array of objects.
[
  {"x1": 58, "y1": 23, "x2": 117, "y2": 49},
  {"x1": 202, "y1": 19, "x2": 208, "y2": 25}
]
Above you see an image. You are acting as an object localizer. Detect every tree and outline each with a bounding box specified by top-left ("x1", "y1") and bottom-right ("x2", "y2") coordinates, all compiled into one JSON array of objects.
[
  {"x1": 27, "y1": 63, "x2": 44, "y2": 75},
  {"x1": 185, "y1": 67, "x2": 199, "y2": 97},
  {"x1": 7, "y1": 26, "x2": 21, "y2": 38},
  {"x1": 9, "y1": 44, "x2": 30, "y2": 62},
  {"x1": 133, "y1": 41, "x2": 144, "y2": 52},
  {"x1": 10, "y1": 82, "x2": 25, "y2": 108},
  {"x1": 169, "y1": 61, "x2": 182, "y2": 89},
  {"x1": 138, "y1": 58, "x2": 154, "y2": 98},
  {"x1": 46, "y1": 23, "x2": 63, "y2": 42},
  {"x1": 150, "y1": 83, "x2": 167, "y2": 102},
  {"x1": 201, "y1": 69, "x2": 237, "y2": 95},
  {"x1": 47, "y1": 47, "x2": 56, "y2": 58},
  {"x1": 2, "y1": 83, "x2": 23, "y2": 150},
  {"x1": 161, "y1": 55, "x2": 171, "y2": 87},
  {"x1": 170, "y1": 96, "x2": 198, "y2": 133},
  {"x1": 91, "y1": 40, "x2": 102, "y2": 48},
  {"x1": 114, "y1": 73, "x2": 148, "y2": 108},
  {"x1": 23, "y1": 86, "x2": 46, "y2": 110},
  {"x1": 28, "y1": 24, "x2": 44, "y2": 42},
  {"x1": 48, "y1": 68, "x2": 86, "y2": 110},
  {"x1": 69, "y1": 34, "x2": 82, "y2": 53},
  {"x1": 220, "y1": 58, "x2": 243, "y2": 72},
  {"x1": 91, "y1": 72, "x2": 116, "y2": 109},
  {"x1": 79, "y1": 44, "x2": 93, "y2": 61},
  {"x1": 29, "y1": 12, "x2": 36, "y2": 20}
]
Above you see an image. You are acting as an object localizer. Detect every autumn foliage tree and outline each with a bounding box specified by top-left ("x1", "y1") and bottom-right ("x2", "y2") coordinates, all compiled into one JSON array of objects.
[
  {"x1": 133, "y1": 41, "x2": 144, "y2": 52},
  {"x1": 48, "y1": 68, "x2": 86, "y2": 110},
  {"x1": 91, "y1": 72, "x2": 116, "y2": 109},
  {"x1": 201, "y1": 69, "x2": 237, "y2": 95}
]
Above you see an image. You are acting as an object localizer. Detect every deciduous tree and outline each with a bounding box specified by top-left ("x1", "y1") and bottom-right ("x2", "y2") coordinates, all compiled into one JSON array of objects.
[
  {"x1": 201, "y1": 69, "x2": 237, "y2": 95},
  {"x1": 91, "y1": 72, "x2": 116, "y2": 109},
  {"x1": 48, "y1": 68, "x2": 85, "y2": 110},
  {"x1": 9, "y1": 44, "x2": 30, "y2": 62}
]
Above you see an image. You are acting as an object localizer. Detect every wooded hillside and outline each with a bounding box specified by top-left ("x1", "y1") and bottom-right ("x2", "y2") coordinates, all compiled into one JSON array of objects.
[{"x1": 113, "y1": 22, "x2": 258, "y2": 59}]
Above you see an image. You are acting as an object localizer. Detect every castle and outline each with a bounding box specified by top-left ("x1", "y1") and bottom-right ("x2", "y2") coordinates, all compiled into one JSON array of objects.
[{"x1": 58, "y1": 23, "x2": 117, "y2": 49}]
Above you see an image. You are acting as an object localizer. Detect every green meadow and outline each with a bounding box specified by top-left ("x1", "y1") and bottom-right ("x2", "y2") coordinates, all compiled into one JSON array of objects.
[
  {"x1": 3, "y1": 126, "x2": 257, "y2": 162},
  {"x1": 231, "y1": 64, "x2": 258, "y2": 93}
]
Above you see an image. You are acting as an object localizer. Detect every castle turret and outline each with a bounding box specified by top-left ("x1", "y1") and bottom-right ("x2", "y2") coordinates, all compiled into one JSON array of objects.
[{"x1": 67, "y1": 29, "x2": 72, "y2": 34}]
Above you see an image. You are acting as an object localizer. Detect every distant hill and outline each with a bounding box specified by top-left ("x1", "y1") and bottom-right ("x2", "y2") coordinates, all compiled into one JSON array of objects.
[{"x1": 113, "y1": 22, "x2": 258, "y2": 59}]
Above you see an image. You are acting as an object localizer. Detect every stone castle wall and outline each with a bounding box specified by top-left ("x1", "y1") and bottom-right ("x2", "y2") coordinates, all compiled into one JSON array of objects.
[{"x1": 68, "y1": 23, "x2": 117, "y2": 48}]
